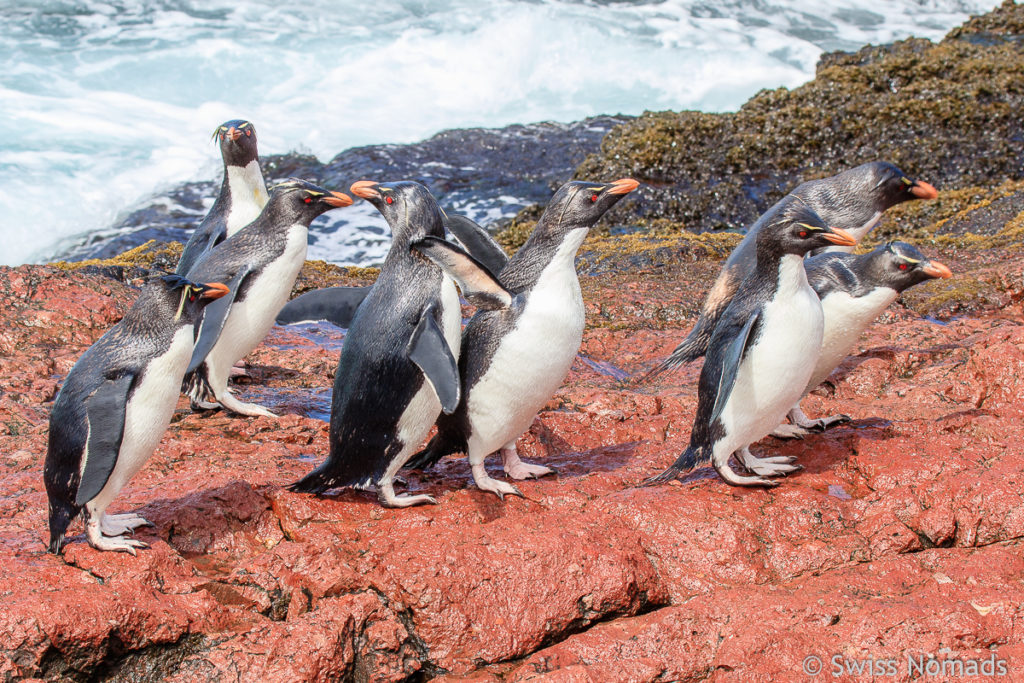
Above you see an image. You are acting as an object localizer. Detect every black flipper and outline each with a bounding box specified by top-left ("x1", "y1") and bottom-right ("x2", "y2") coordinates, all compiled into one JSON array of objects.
[
  {"x1": 710, "y1": 310, "x2": 760, "y2": 427},
  {"x1": 407, "y1": 304, "x2": 460, "y2": 415},
  {"x1": 275, "y1": 286, "x2": 371, "y2": 327},
  {"x1": 444, "y1": 214, "x2": 509, "y2": 277},
  {"x1": 412, "y1": 236, "x2": 513, "y2": 311},
  {"x1": 75, "y1": 374, "x2": 135, "y2": 506},
  {"x1": 187, "y1": 267, "x2": 248, "y2": 374}
]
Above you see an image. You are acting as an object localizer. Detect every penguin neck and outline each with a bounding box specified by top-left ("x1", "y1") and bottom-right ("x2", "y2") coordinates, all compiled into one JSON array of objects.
[
  {"x1": 501, "y1": 219, "x2": 589, "y2": 292},
  {"x1": 768, "y1": 252, "x2": 811, "y2": 298},
  {"x1": 218, "y1": 160, "x2": 268, "y2": 236},
  {"x1": 384, "y1": 214, "x2": 445, "y2": 267}
]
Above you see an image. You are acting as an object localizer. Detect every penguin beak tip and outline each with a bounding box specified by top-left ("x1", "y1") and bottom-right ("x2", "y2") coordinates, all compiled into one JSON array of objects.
[
  {"x1": 202, "y1": 282, "x2": 230, "y2": 299},
  {"x1": 911, "y1": 180, "x2": 938, "y2": 200},
  {"x1": 923, "y1": 261, "x2": 953, "y2": 279},
  {"x1": 350, "y1": 180, "x2": 381, "y2": 200},
  {"x1": 228, "y1": 127, "x2": 242, "y2": 142},
  {"x1": 823, "y1": 226, "x2": 857, "y2": 247},
  {"x1": 609, "y1": 178, "x2": 640, "y2": 195},
  {"x1": 324, "y1": 192, "x2": 353, "y2": 207}
]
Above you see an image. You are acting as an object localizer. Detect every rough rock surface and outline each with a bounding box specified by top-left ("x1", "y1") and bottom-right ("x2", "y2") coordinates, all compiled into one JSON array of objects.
[{"x1": 3, "y1": 198, "x2": 1023, "y2": 681}]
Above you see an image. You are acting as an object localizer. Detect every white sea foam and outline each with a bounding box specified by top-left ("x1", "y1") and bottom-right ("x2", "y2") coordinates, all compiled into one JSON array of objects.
[{"x1": 0, "y1": 0, "x2": 1001, "y2": 266}]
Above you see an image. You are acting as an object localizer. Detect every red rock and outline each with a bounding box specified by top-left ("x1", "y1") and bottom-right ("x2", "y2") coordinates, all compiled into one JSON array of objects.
[{"x1": 0, "y1": 244, "x2": 1022, "y2": 680}]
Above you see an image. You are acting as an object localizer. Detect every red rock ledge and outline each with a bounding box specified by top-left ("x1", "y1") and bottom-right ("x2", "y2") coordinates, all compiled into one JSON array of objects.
[{"x1": 1, "y1": 245, "x2": 1022, "y2": 681}]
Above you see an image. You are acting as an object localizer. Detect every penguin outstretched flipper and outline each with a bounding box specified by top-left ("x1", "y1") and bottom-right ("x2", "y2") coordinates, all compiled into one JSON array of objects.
[
  {"x1": 275, "y1": 286, "x2": 371, "y2": 327},
  {"x1": 710, "y1": 311, "x2": 760, "y2": 426},
  {"x1": 444, "y1": 214, "x2": 509, "y2": 277},
  {"x1": 412, "y1": 236, "x2": 513, "y2": 310},
  {"x1": 75, "y1": 374, "x2": 135, "y2": 506},
  {"x1": 408, "y1": 303, "x2": 461, "y2": 415},
  {"x1": 187, "y1": 267, "x2": 249, "y2": 375}
]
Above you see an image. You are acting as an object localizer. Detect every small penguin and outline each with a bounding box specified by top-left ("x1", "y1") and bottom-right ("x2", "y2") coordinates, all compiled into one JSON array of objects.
[
  {"x1": 771, "y1": 241, "x2": 952, "y2": 439},
  {"x1": 176, "y1": 120, "x2": 268, "y2": 276},
  {"x1": 45, "y1": 275, "x2": 229, "y2": 554},
  {"x1": 273, "y1": 213, "x2": 507, "y2": 328},
  {"x1": 650, "y1": 162, "x2": 938, "y2": 375},
  {"x1": 290, "y1": 180, "x2": 482, "y2": 507},
  {"x1": 183, "y1": 179, "x2": 353, "y2": 417},
  {"x1": 404, "y1": 178, "x2": 639, "y2": 499},
  {"x1": 643, "y1": 197, "x2": 857, "y2": 488}
]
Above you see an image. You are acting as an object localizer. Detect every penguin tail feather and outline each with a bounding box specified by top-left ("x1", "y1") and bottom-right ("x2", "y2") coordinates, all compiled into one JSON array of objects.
[
  {"x1": 635, "y1": 315, "x2": 714, "y2": 384},
  {"x1": 288, "y1": 465, "x2": 336, "y2": 495},
  {"x1": 638, "y1": 446, "x2": 700, "y2": 487},
  {"x1": 47, "y1": 499, "x2": 78, "y2": 554},
  {"x1": 404, "y1": 431, "x2": 465, "y2": 471}
]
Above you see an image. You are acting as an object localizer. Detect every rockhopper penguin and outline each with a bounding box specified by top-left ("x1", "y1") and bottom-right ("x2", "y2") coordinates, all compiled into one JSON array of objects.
[
  {"x1": 182, "y1": 179, "x2": 352, "y2": 417},
  {"x1": 289, "y1": 180, "x2": 477, "y2": 508},
  {"x1": 404, "y1": 178, "x2": 639, "y2": 499},
  {"x1": 44, "y1": 275, "x2": 229, "y2": 554},
  {"x1": 771, "y1": 241, "x2": 953, "y2": 439},
  {"x1": 176, "y1": 119, "x2": 268, "y2": 275},
  {"x1": 273, "y1": 212, "x2": 508, "y2": 328},
  {"x1": 649, "y1": 161, "x2": 938, "y2": 376},
  {"x1": 643, "y1": 196, "x2": 857, "y2": 488}
]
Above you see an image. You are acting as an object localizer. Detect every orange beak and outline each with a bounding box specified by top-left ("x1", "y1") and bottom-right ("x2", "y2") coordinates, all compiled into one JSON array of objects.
[
  {"x1": 228, "y1": 127, "x2": 242, "y2": 142},
  {"x1": 201, "y1": 282, "x2": 230, "y2": 299},
  {"x1": 323, "y1": 191, "x2": 353, "y2": 208},
  {"x1": 350, "y1": 180, "x2": 381, "y2": 200},
  {"x1": 609, "y1": 178, "x2": 640, "y2": 195},
  {"x1": 910, "y1": 180, "x2": 938, "y2": 200},
  {"x1": 822, "y1": 226, "x2": 858, "y2": 247},
  {"x1": 922, "y1": 260, "x2": 953, "y2": 278}
]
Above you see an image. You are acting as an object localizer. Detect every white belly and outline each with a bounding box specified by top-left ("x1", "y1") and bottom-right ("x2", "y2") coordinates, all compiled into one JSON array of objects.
[
  {"x1": 224, "y1": 160, "x2": 269, "y2": 236},
  {"x1": 87, "y1": 326, "x2": 194, "y2": 508},
  {"x1": 467, "y1": 229, "x2": 587, "y2": 454},
  {"x1": 206, "y1": 225, "x2": 307, "y2": 379},
  {"x1": 807, "y1": 287, "x2": 898, "y2": 391},
  {"x1": 717, "y1": 259, "x2": 823, "y2": 455}
]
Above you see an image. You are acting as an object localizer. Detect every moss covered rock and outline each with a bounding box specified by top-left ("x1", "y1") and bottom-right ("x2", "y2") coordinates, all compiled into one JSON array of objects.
[{"x1": 554, "y1": 0, "x2": 1024, "y2": 245}]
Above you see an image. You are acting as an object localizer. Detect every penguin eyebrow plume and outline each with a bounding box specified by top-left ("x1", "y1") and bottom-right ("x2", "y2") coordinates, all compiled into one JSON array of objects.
[
  {"x1": 174, "y1": 285, "x2": 193, "y2": 321},
  {"x1": 901, "y1": 176, "x2": 913, "y2": 185},
  {"x1": 586, "y1": 187, "x2": 604, "y2": 193}
]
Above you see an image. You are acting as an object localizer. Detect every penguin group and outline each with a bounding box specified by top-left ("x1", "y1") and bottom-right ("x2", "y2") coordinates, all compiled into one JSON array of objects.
[{"x1": 43, "y1": 119, "x2": 951, "y2": 554}]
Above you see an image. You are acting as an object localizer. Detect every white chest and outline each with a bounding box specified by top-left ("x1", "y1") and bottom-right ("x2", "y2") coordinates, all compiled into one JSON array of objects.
[
  {"x1": 209, "y1": 224, "x2": 307, "y2": 368},
  {"x1": 467, "y1": 228, "x2": 587, "y2": 451},
  {"x1": 719, "y1": 257, "x2": 824, "y2": 445},
  {"x1": 88, "y1": 326, "x2": 194, "y2": 505},
  {"x1": 809, "y1": 286, "x2": 898, "y2": 390},
  {"x1": 224, "y1": 160, "x2": 269, "y2": 236}
]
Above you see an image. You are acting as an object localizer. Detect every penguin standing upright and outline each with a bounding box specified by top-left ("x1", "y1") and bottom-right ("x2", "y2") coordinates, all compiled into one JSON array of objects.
[
  {"x1": 770, "y1": 241, "x2": 952, "y2": 439},
  {"x1": 643, "y1": 197, "x2": 857, "y2": 488},
  {"x1": 650, "y1": 162, "x2": 938, "y2": 374},
  {"x1": 290, "y1": 180, "x2": 494, "y2": 507},
  {"x1": 45, "y1": 275, "x2": 229, "y2": 554},
  {"x1": 404, "y1": 179, "x2": 639, "y2": 498},
  {"x1": 176, "y1": 120, "x2": 268, "y2": 276},
  {"x1": 183, "y1": 179, "x2": 352, "y2": 417}
]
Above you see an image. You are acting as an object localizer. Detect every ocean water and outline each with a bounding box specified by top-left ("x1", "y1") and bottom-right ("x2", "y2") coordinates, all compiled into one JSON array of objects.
[{"x1": 0, "y1": 0, "x2": 1000, "y2": 267}]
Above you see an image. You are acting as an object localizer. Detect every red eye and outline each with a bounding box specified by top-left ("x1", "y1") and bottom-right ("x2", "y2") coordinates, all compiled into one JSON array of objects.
[
  {"x1": 385, "y1": 196, "x2": 394, "y2": 204},
  {"x1": 590, "y1": 194, "x2": 598, "y2": 202},
  {"x1": 189, "y1": 294, "x2": 196, "y2": 302},
  {"x1": 304, "y1": 197, "x2": 312, "y2": 204},
  {"x1": 246, "y1": 129, "x2": 252, "y2": 136},
  {"x1": 899, "y1": 263, "x2": 908, "y2": 270},
  {"x1": 798, "y1": 231, "x2": 808, "y2": 238},
  {"x1": 219, "y1": 133, "x2": 225, "y2": 141}
]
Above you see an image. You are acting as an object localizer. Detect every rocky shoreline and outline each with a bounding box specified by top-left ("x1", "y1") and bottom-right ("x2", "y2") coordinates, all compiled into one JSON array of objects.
[{"x1": 4, "y1": 2, "x2": 1024, "y2": 681}]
